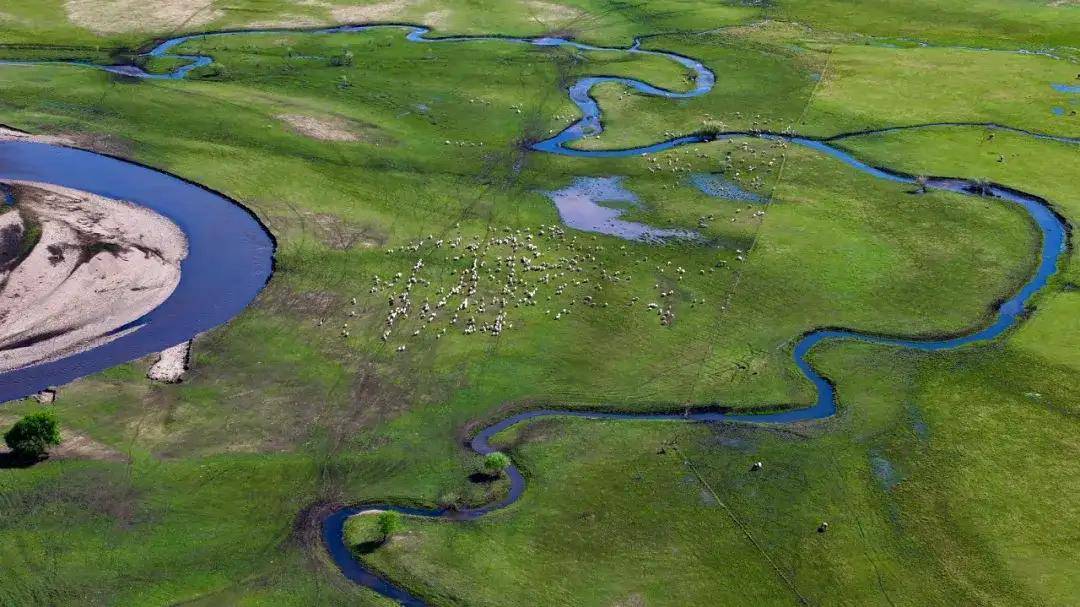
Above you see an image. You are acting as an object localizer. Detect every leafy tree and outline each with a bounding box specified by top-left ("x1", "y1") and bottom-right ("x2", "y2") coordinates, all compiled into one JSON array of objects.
[
  {"x1": 4, "y1": 410, "x2": 60, "y2": 460},
  {"x1": 483, "y1": 451, "x2": 512, "y2": 476},
  {"x1": 377, "y1": 510, "x2": 403, "y2": 541}
]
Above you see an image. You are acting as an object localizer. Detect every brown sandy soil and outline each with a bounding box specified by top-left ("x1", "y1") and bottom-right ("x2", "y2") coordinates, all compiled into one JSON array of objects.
[
  {"x1": 277, "y1": 113, "x2": 364, "y2": 141},
  {"x1": 64, "y1": 0, "x2": 223, "y2": 34},
  {"x1": 244, "y1": 2, "x2": 332, "y2": 29},
  {"x1": 266, "y1": 210, "x2": 382, "y2": 250},
  {"x1": 330, "y1": 0, "x2": 582, "y2": 27},
  {"x1": 1, "y1": 125, "x2": 61, "y2": 144},
  {"x1": 523, "y1": 0, "x2": 585, "y2": 23},
  {"x1": 0, "y1": 11, "x2": 27, "y2": 25},
  {"x1": 330, "y1": 0, "x2": 420, "y2": 23},
  {"x1": 0, "y1": 181, "x2": 187, "y2": 373},
  {"x1": 0, "y1": 413, "x2": 128, "y2": 462},
  {"x1": 422, "y1": 9, "x2": 451, "y2": 27},
  {"x1": 245, "y1": 15, "x2": 327, "y2": 28}
]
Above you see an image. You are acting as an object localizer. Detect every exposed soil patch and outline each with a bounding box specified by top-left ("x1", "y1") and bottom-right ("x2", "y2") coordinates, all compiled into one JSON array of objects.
[
  {"x1": 342, "y1": 365, "x2": 412, "y2": 435},
  {"x1": 612, "y1": 593, "x2": 647, "y2": 607},
  {"x1": 0, "y1": 11, "x2": 27, "y2": 25},
  {"x1": 288, "y1": 499, "x2": 348, "y2": 573},
  {"x1": 64, "y1": 0, "x2": 223, "y2": 34},
  {"x1": 278, "y1": 113, "x2": 364, "y2": 142},
  {"x1": 246, "y1": 14, "x2": 326, "y2": 28},
  {"x1": 257, "y1": 285, "x2": 343, "y2": 318},
  {"x1": 266, "y1": 210, "x2": 383, "y2": 250},
  {"x1": 330, "y1": 0, "x2": 584, "y2": 26},
  {"x1": 422, "y1": 9, "x2": 451, "y2": 27},
  {"x1": 0, "y1": 125, "x2": 136, "y2": 157},
  {"x1": 49, "y1": 429, "x2": 129, "y2": 462},
  {"x1": 523, "y1": 0, "x2": 586, "y2": 23},
  {"x1": 0, "y1": 413, "x2": 128, "y2": 463},
  {"x1": 289, "y1": 500, "x2": 341, "y2": 549},
  {"x1": 51, "y1": 130, "x2": 137, "y2": 157},
  {"x1": 330, "y1": 0, "x2": 419, "y2": 23}
]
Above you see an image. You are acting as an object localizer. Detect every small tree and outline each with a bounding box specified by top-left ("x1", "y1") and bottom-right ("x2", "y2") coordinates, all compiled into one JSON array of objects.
[
  {"x1": 377, "y1": 510, "x2": 403, "y2": 542},
  {"x1": 483, "y1": 451, "x2": 511, "y2": 477},
  {"x1": 4, "y1": 410, "x2": 60, "y2": 460}
]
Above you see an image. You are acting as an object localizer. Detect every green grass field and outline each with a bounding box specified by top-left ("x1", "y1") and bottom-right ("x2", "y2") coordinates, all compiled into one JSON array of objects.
[{"x1": 0, "y1": 1, "x2": 1078, "y2": 605}]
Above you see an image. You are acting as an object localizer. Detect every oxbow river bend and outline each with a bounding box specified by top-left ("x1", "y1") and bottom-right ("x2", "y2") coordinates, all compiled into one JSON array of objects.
[{"x1": 0, "y1": 24, "x2": 1071, "y2": 607}]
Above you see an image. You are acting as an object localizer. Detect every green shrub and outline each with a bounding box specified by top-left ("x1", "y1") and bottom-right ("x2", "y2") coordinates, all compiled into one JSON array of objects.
[
  {"x1": 377, "y1": 510, "x2": 404, "y2": 540},
  {"x1": 483, "y1": 451, "x2": 512, "y2": 476},
  {"x1": 4, "y1": 410, "x2": 60, "y2": 460}
]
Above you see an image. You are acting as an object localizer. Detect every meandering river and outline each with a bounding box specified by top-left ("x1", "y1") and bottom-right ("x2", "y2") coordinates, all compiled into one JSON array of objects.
[
  {"x1": 0, "y1": 24, "x2": 1069, "y2": 606},
  {"x1": 0, "y1": 141, "x2": 273, "y2": 401}
]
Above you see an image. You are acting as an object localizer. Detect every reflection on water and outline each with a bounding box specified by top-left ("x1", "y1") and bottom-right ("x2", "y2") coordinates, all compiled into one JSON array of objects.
[{"x1": 544, "y1": 176, "x2": 697, "y2": 242}]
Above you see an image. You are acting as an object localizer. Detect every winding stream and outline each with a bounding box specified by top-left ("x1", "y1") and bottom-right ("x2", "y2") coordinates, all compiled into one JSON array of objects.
[{"x1": 0, "y1": 24, "x2": 1071, "y2": 607}]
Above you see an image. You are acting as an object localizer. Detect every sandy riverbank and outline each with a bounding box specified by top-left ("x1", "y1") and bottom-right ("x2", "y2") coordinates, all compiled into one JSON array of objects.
[
  {"x1": 147, "y1": 340, "x2": 192, "y2": 382},
  {"x1": 0, "y1": 180, "x2": 188, "y2": 372}
]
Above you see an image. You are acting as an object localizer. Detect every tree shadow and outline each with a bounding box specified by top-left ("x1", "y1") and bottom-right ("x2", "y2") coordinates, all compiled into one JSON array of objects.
[
  {"x1": 353, "y1": 538, "x2": 387, "y2": 555},
  {"x1": 468, "y1": 472, "x2": 498, "y2": 484},
  {"x1": 0, "y1": 452, "x2": 45, "y2": 469}
]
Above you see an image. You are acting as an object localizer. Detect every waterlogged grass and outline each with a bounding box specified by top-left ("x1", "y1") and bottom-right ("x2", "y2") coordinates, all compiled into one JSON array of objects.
[{"x1": 0, "y1": 5, "x2": 1076, "y2": 606}]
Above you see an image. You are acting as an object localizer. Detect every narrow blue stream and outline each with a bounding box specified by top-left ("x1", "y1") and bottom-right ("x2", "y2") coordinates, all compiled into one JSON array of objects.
[{"x1": 0, "y1": 24, "x2": 1071, "y2": 606}]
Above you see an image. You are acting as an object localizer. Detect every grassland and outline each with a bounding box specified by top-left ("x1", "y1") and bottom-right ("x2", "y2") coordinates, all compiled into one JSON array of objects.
[{"x1": 0, "y1": 2, "x2": 1078, "y2": 606}]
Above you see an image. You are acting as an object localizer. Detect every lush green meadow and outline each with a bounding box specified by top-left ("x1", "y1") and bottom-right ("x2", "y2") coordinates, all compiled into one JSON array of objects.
[{"x1": 0, "y1": 1, "x2": 1078, "y2": 606}]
